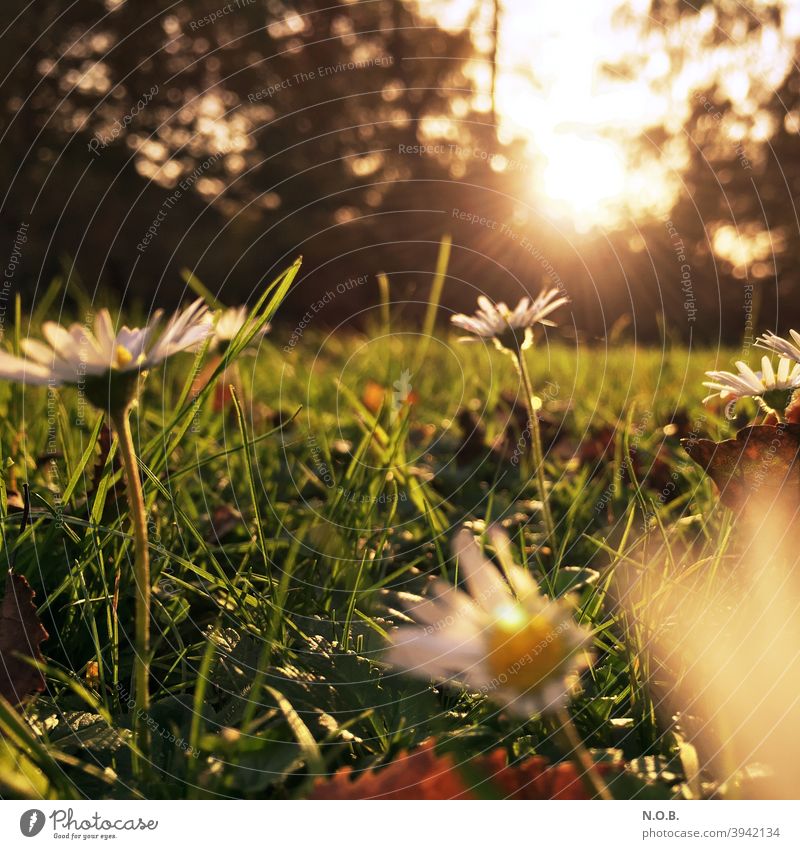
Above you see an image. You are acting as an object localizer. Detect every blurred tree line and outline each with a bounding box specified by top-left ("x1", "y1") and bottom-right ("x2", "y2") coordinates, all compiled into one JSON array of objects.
[
  {"x1": 1, "y1": 0, "x2": 799, "y2": 343},
  {"x1": 601, "y1": 0, "x2": 800, "y2": 346}
]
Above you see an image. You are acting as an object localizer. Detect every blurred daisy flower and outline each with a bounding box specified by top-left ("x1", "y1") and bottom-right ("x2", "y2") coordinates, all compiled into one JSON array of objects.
[
  {"x1": 451, "y1": 289, "x2": 569, "y2": 352},
  {"x1": 386, "y1": 526, "x2": 592, "y2": 716},
  {"x1": 212, "y1": 305, "x2": 270, "y2": 351},
  {"x1": 702, "y1": 356, "x2": 800, "y2": 408},
  {"x1": 193, "y1": 306, "x2": 270, "y2": 413},
  {"x1": 0, "y1": 300, "x2": 210, "y2": 406},
  {"x1": 755, "y1": 329, "x2": 800, "y2": 364}
]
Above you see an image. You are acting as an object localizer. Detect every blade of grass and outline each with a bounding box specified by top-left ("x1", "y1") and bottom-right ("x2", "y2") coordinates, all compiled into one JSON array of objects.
[
  {"x1": 413, "y1": 233, "x2": 451, "y2": 372},
  {"x1": 181, "y1": 268, "x2": 224, "y2": 310}
]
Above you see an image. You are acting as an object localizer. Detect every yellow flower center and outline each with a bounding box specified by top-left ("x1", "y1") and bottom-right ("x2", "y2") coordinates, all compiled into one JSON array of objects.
[
  {"x1": 486, "y1": 605, "x2": 571, "y2": 693},
  {"x1": 114, "y1": 345, "x2": 133, "y2": 369}
]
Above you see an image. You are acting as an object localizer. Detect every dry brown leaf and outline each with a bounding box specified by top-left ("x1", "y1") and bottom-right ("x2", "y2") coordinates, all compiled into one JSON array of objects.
[
  {"x1": 681, "y1": 424, "x2": 800, "y2": 515},
  {"x1": 310, "y1": 738, "x2": 611, "y2": 799},
  {"x1": 785, "y1": 391, "x2": 800, "y2": 424},
  {"x1": 0, "y1": 572, "x2": 48, "y2": 705},
  {"x1": 206, "y1": 504, "x2": 243, "y2": 541},
  {"x1": 213, "y1": 380, "x2": 235, "y2": 413}
]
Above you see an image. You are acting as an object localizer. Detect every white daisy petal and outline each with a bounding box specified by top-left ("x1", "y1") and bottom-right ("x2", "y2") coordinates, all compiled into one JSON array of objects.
[
  {"x1": 68, "y1": 323, "x2": 108, "y2": 371},
  {"x1": 94, "y1": 310, "x2": 116, "y2": 359},
  {"x1": 42, "y1": 322, "x2": 78, "y2": 361},
  {"x1": 404, "y1": 595, "x2": 474, "y2": 635},
  {"x1": 426, "y1": 579, "x2": 483, "y2": 625},
  {"x1": 213, "y1": 305, "x2": 265, "y2": 347},
  {"x1": 0, "y1": 301, "x2": 211, "y2": 397},
  {"x1": 487, "y1": 525, "x2": 539, "y2": 601},
  {"x1": 702, "y1": 355, "x2": 800, "y2": 405},
  {"x1": 386, "y1": 629, "x2": 487, "y2": 678},
  {"x1": 451, "y1": 290, "x2": 569, "y2": 345},
  {"x1": 511, "y1": 297, "x2": 530, "y2": 320},
  {"x1": 477, "y1": 295, "x2": 497, "y2": 315},
  {"x1": 451, "y1": 314, "x2": 491, "y2": 336},
  {"x1": 777, "y1": 356, "x2": 789, "y2": 384},
  {"x1": 761, "y1": 356, "x2": 775, "y2": 386},
  {"x1": 0, "y1": 351, "x2": 55, "y2": 385},
  {"x1": 755, "y1": 330, "x2": 800, "y2": 363},
  {"x1": 20, "y1": 339, "x2": 57, "y2": 366},
  {"x1": 453, "y1": 528, "x2": 513, "y2": 610},
  {"x1": 146, "y1": 300, "x2": 211, "y2": 364},
  {"x1": 734, "y1": 361, "x2": 760, "y2": 388}
]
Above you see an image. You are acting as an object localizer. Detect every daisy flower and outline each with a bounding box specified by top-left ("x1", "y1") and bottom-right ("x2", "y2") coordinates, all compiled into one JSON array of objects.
[
  {"x1": 451, "y1": 291, "x2": 567, "y2": 545},
  {"x1": 0, "y1": 299, "x2": 210, "y2": 400},
  {"x1": 702, "y1": 356, "x2": 800, "y2": 405},
  {"x1": 212, "y1": 305, "x2": 270, "y2": 351},
  {"x1": 0, "y1": 299, "x2": 211, "y2": 756},
  {"x1": 755, "y1": 329, "x2": 800, "y2": 364},
  {"x1": 386, "y1": 527, "x2": 592, "y2": 716},
  {"x1": 451, "y1": 289, "x2": 569, "y2": 351}
]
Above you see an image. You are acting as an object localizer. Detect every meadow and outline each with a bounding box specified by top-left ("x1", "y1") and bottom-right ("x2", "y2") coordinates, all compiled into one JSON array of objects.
[
  {"x1": 6, "y1": 0, "x2": 800, "y2": 819},
  {"x1": 1, "y1": 267, "x2": 767, "y2": 802}
]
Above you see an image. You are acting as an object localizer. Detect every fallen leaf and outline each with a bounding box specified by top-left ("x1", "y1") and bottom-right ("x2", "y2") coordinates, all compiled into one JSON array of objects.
[
  {"x1": 681, "y1": 424, "x2": 800, "y2": 515},
  {"x1": 310, "y1": 738, "x2": 613, "y2": 799},
  {"x1": 785, "y1": 391, "x2": 800, "y2": 424},
  {"x1": 362, "y1": 380, "x2": 386, "y2": 415},
  {"x1": 213, "y1": 380, "x2": 234, "y2": 413},
  {"x1": 495, "y1": 390, "x2": 572, "y2": 459},
  {"x1": 577, "y1": 424, "x2": 619, "y2": 472},
  {"x1": 681, "y1": 423, "x2": 800, "y2": 555},
  {"x1": 642, "y1": 443, "x2": 679, "y2": 499},
  {"x1": 206, "y1": 504, "x2": 243, "y2": 541},
  {"x1": 0, "y1": 572, "x2": 48, "y2": 705},
  {"x1": 85, "y1": 661, "x2": 100, "y2": 690},
  {"x1": 408, "y1": 425, "x2": 434, "y2": 452},
  {"x1": 455, "y1": 407, "x2": 491, "y2": 464}
]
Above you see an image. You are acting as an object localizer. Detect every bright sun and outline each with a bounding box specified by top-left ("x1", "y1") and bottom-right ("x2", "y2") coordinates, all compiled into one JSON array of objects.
[
  {"x1": 421, "y1": 0, "x2": 798, "y2": 232},
  {"x1": 538, "y1": 136, "x2": 629, "y2": 229}
]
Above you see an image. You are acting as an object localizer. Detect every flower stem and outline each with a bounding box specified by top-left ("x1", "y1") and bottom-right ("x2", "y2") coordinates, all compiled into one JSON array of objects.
[
  {"x1": 551, "y1": 705, "x2": 613, "y2": 800},
  {"x1": 111, "y1": 408, "x2": 151, "y2": 770},
  {"x1": 514, "y1": 350, "x2": 556, "y2": 547}
]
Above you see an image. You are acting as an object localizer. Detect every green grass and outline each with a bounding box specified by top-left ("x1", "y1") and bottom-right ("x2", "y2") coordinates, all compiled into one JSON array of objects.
[{"x1": 0, "y1": 318, "x2": 749, "y2": 799}]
